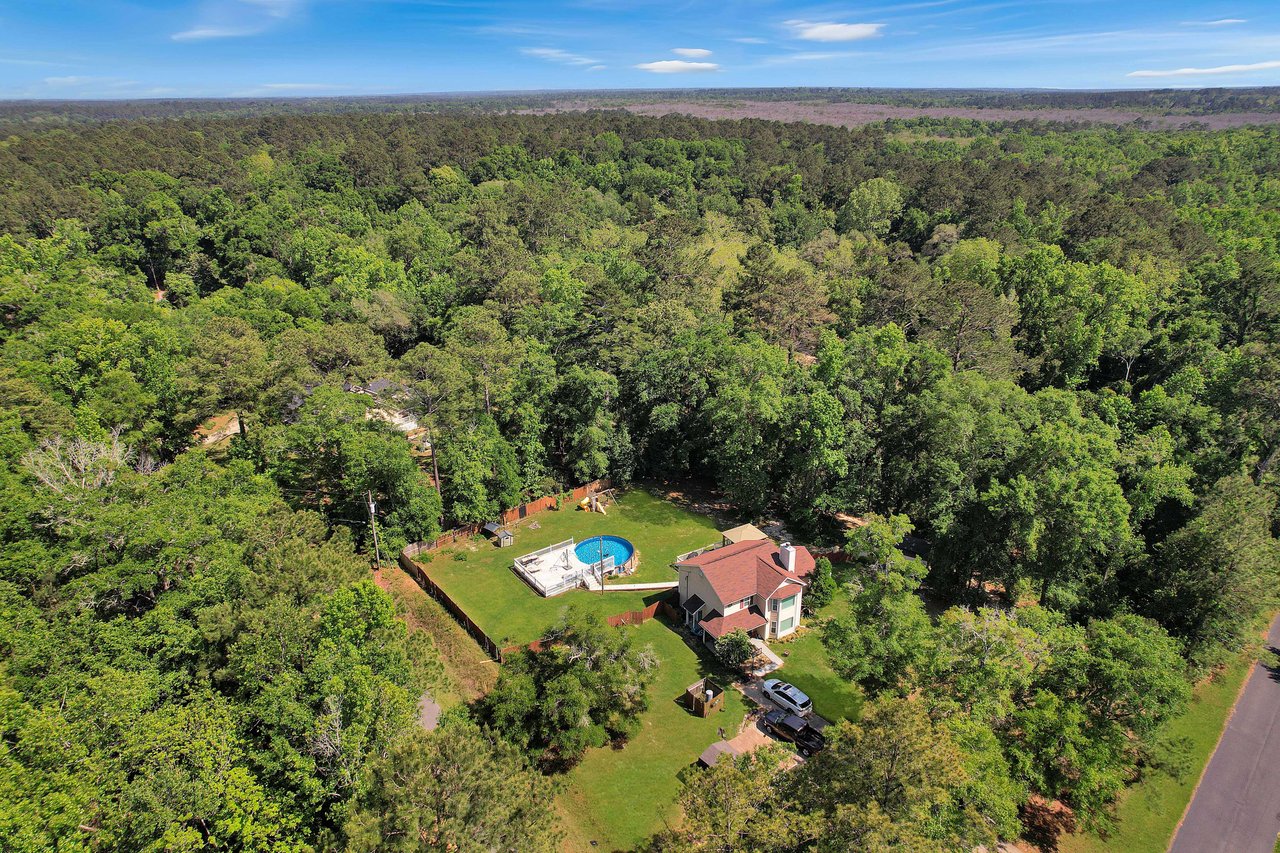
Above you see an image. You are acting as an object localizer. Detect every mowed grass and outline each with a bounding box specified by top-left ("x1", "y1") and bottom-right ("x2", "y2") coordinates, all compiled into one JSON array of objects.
[
  {"x1": 557, "y1": 618, "x2": 753, "y2": 852},
  {"x1": 773, "y1": 590, "x2": 864, "y2": 723},
  {"x1": 1058, "y1": 651, "x2": 1255, "y2": 853},
  {"x1": 424, "y1": 489, "x2": 723, "y2": 645}
]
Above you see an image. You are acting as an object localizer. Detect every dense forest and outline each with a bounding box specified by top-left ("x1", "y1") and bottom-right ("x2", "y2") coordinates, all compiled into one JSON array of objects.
[{"x1": 1, "y1": 105, "x2": 1279, "y2": 850}]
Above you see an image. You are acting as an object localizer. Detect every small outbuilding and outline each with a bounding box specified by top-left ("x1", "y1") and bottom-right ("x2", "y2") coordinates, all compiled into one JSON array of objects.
[
  {"x1": 697, "y1": 740, "x2": 741, "y2": 768},
  {"x1": 683, "y1": 677, "x2": 725, "y2": 718},
  {"x1": 483, "y1": 521, "x2": 514, "y2": 548},
  {"x1": 720, "y1": 523, "x2": 770, "y2": 546}
]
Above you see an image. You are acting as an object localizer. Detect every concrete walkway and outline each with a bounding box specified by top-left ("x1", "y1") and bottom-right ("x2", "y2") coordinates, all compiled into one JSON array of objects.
[
  {"x1": 1169, "y1": 614, "x2": 1280, "y2": 853},
  {"x1": 602, "y1": 580, "x2": 679, "y2": 591},
  {"x1": 748, "y1": 638, "x2": 784, "y2": 676}
]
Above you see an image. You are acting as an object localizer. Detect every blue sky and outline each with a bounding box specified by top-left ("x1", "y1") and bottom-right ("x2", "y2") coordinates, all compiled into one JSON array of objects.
[{"x1": 2, "y1": 1, "x2": 1280, "y2": 99}]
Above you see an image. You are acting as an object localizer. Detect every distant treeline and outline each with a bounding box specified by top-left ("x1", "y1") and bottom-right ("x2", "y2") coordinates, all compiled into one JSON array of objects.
[{"x1": 1, "y1": 85, "x2": 1277, "y2": 133}]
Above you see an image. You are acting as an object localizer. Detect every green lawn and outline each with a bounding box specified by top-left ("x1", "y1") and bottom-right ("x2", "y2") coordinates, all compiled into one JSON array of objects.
[
  {"x1": 557, "y1": 618, "x2": 753, "y2": 852},
  {"x1": 1058, "y1": 651, "x2": 1255, "y2": 853},
  {"x1": 772, "y1": 590, "x2": 864, "y2": 723},
  {"x1": 423, "y1": 489, "x2": 723, "y2": 645}
]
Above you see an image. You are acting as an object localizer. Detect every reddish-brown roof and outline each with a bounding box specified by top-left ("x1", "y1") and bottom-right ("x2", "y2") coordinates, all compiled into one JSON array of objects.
[
  {"x1": 773, "y1": 583, "x2": 804, "y2": 599},
  {"x1": 678, "y1": 539, "x2": 816, "y2": 605},
  {"x1": 699, "y1": 606, "x2": 767, "y2": 639}
]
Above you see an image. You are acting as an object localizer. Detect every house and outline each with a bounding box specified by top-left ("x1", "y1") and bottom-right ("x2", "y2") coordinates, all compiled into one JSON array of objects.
[{"x1": 674, "y1": 537, "x2": 815, "y2": 646}]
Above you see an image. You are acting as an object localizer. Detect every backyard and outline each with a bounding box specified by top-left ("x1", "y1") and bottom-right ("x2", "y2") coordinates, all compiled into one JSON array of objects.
[
  {"x1": 422, "y1": 488, "x2": 723, "y2": 644},
  {"x1": 556, "y1": 617, "x2": 753, "y2": 851}
]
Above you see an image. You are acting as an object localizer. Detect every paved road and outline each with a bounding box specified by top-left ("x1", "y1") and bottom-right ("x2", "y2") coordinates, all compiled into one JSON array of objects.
[{"x1": 1170, "y1": 615, "x2": 1280, "y2": 853}]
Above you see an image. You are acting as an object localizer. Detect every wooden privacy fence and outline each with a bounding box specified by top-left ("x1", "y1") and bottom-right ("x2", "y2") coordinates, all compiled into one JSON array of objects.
[
  {"x1": 397, "y1": 478, "x2": 632, "y2": 663},
  {"x1": 499, "y1": 478, "x2": 611, "y2": 525},
  {"x1": 406, "y1": 478, "x2": 613, "y2": 558},
  {"x1": 397, "y1": 549, "x2": 506, "y2": 660}
]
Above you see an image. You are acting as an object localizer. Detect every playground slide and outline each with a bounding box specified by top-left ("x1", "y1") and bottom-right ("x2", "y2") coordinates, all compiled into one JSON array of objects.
[{"x1": 579, "y1": 496, "x2": 606, "y2": 514}]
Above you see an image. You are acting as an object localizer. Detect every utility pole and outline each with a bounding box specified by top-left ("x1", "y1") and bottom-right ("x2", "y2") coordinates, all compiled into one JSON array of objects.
[{"x1": 367, "y1": 490, "x2": 383, "y2": 570}]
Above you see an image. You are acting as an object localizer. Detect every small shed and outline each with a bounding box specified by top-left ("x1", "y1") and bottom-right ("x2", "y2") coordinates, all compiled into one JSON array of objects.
[
  {"x1": 697, "y1": 740, "x2": 741, "y2": 768},
  {"x1": 720, "y1": 523, "x2": 770, "y2": 546},
  {"x1": 683, "y1": 677, "x2": 725, "y2": 718},
  {"x1": 483, "y1": 521, "x2": 514, "y2": 548}
]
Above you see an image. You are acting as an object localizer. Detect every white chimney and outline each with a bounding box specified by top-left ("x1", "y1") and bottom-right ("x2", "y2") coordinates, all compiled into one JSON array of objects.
[{"x1": 780, "y1": 542, "x2": 797, "y2": 573}]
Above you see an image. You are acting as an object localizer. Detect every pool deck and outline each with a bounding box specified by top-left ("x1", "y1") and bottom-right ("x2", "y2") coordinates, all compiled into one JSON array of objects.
[{"x1": 515, "y1": 535, "x2": 643, "y2": 597}]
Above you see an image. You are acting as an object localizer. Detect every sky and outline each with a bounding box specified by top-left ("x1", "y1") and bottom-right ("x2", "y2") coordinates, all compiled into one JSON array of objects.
[{"x1": 2, "y1": 1, "x2": 1280, "y2": 100}]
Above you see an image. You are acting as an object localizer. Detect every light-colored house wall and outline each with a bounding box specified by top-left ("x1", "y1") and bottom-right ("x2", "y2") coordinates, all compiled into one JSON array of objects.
[
  {"x1": 764, "y1": 589, "x2": 802, "y2": 639},
  {"x1": 676, "y1": 566, "x2": 725, "y2": 622}
]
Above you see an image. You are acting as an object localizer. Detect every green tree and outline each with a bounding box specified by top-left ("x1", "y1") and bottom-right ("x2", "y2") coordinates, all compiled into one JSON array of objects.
[
  {"x1": 803, "y1": 557, "x2": 837, "y2": 612},
  {"x1": 1136, "y1": 475, "x2": 1280, "y2": 671},
  {"x1": 481, "y1": 609, "x2": 657, "y2": 769},
  {"x1": 714, "y1": 629, "x2": 755, "y2": 671},
  {"x1": 793, "y1": 696, "x2": 996, "y2": 850},
  {"x1": 822, "y1": 515, "x2": 933, "y2": 693},
  {"x1": 345, "y1": 721, "x2": 562, "y2": 853},
  {"x1": 837, "y1": 177, "x2": 905, "y2": 238},
  {"x1": 656, "y1": 746, "x2": 808, "y2": 853}
]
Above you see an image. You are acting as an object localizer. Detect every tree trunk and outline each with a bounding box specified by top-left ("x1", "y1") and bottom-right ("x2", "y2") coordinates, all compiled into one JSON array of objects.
[{"x1": 427, "y1": 424, "x2": 442, "y2": 496}]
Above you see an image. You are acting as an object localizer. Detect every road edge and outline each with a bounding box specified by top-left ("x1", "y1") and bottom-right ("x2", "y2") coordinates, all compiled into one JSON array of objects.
[{"x1": 1166, "y1": 613, "x2": 1279, "y2": 852}]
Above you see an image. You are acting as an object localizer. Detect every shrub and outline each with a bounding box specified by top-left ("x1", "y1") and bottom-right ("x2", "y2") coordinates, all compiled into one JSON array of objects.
[{"x1": 714, "y1": 629, "x2": 755, "y2": 671}]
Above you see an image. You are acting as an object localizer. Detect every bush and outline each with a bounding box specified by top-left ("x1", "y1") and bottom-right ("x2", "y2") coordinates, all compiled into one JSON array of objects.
[{"x1": 714, "y1": 628, "x2": 755, "y2": 671}]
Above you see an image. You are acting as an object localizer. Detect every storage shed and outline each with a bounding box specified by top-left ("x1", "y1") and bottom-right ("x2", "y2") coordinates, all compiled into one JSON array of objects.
[
  {"x1": 683, "y1": 677, "x2": 725, "y2": 718},
  {"x1": 483, "y1": 521, "x2": 514, "y2": 548}
]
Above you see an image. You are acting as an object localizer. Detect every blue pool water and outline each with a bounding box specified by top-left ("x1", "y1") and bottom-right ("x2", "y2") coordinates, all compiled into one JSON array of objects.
[{"x1": 574, "y1": 535, "x2": 635, "y2": 570}]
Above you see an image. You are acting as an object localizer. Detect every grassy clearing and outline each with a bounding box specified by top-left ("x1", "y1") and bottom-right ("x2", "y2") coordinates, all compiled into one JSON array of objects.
[
  {"x1": 773, "y1": 590, "x2": 864, "y2": 723},
  {"x1": 1058, "y1": 651, "x2": 1255, "y2": 853},
  {"x1": 557, "y1": 617, "x2": 753, "y2": 852},
  {"x1": 425, "y1": 489, "x2": 723, "y2": 644}
]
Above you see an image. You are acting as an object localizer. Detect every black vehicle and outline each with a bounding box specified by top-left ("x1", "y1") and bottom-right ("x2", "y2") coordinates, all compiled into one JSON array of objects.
[{"x1": 763, "y1": 709, "x2": 826, "y2": 756}]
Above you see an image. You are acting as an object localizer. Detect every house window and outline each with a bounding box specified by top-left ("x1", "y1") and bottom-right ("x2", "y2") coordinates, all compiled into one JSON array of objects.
[
  {"x1": 779, "y1": 616, "x2": 795, "y2": 632},
  {"x1": 739, "y1": 596, "x2": 752, "y2": 609},
  {"x1": 780, "y1": 594, "x2": 797, "y2": 611}
]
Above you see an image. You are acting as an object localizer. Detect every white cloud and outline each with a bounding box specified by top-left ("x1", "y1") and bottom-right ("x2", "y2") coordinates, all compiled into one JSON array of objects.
[
  {"x1": 1181, "y1": 18, "x2": 1247, "y2": 26},
  {"x1": 42, "y1": 76, "x2": 96, "y2": 86},
  {"x1": 172, "y1": 0, "x2": 304, "y2": 41},
  {"x1": 588, "y1": 65, "x2": 607, "y2": 71},
  {"x1": 634, "y1": 60, "x2": 719, "y2": 73},
  {"x1": 1128, "y1": 59, "x2": 1280, "y2": 78},
  {"x1": 784, "y1": 20, "x2": 883, "y2": 42},
  {"x1": 672, "y1": 48, "x2": 712, "y2": 58},
  {"x1": 172, "y1": 26, "x2": 261, "y2": 41},
  {"x1": 733, "y1": 37, "x2": 767, "y2": 44},
  {"x1": 0, "y1": 56, "x2": 62, "y2": 67},
  {"x1": 521, "y1": 47, "x2": 600, "y2": 66}
]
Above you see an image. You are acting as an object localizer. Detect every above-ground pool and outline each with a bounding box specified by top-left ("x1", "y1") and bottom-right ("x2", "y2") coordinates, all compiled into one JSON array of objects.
[{"x1": 574, "y1": 535, "x2": 635, "y2": 571}]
